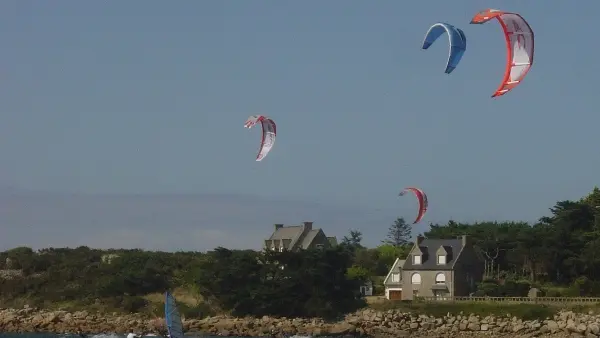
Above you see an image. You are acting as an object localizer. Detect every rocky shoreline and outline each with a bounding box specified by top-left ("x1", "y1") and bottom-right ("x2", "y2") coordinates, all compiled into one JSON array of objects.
[{"x1": 0, "y1": 306, "x2": 599, "y2": 337}]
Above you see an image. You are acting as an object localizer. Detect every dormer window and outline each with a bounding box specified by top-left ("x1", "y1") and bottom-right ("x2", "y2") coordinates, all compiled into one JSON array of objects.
[
  {"x1": 437, "y1": 255, "x2": 446, "y2": 265},
  {"x1": 413, "y1": 254, "x2": 422, "y2": 265},
  {"x1": 436, "y1": 245, "x2": 449, "y2": 265}
]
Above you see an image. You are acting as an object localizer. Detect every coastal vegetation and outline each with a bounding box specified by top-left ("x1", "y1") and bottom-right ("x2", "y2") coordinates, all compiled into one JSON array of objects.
[{"x1": 0, "y1": 187, "x2": 599, "y2": 320}]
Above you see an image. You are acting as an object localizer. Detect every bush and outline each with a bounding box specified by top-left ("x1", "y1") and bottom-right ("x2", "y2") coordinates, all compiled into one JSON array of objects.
[
  {"x1": 475, "y1": 278, "x2": 532, "y2": 297},
  {"x1": 178, "y1": 303, "x2": 214, "y2": 319},
  {"x1": 106, "y1": 296, "x2": 148, "y2": 313},
  {"x1": 194, "y1": 247, "x2": 366, "y2": 319}
]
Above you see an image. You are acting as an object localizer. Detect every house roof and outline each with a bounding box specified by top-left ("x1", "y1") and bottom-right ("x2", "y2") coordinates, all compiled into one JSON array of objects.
[
  {"x1": 269, "y1": 225, "x2": 303, "y2": 241},
  {"x1": 300, "y1": 229, "x2": 320, "y2": 249},
  {"x1": 268, "y1": 225, "x2": 304, "y2": 249},
  {"x1": 403, "y1": 238, "x2": 463, "y2": 270},
  {"x1": 267, "y1": 223, "x2": 335, "y2": 250}
]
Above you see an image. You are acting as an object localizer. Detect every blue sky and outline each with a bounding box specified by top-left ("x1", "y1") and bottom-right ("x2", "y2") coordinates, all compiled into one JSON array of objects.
[{"x1": 0, "y1": 1, "x2": 598, "y2": 250}]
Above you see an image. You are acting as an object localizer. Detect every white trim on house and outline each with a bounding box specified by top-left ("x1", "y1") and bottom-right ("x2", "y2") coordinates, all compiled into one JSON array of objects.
[{"x1": 383, "y1": 258, "x2": 400, "y2": 285}]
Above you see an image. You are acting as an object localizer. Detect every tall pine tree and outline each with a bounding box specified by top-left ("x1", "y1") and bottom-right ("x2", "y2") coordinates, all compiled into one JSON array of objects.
[{"x1": 383, "y1": 217, "x2": 412, "y2": 247}]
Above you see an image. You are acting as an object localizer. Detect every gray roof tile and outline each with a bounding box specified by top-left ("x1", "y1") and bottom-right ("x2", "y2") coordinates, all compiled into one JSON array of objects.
[
  {"x1": 300, "y1": 229, "x2": 319, "y2": 249},
  {"x1": 403, "y1": 238, "x2": 463, "y2": 270}
]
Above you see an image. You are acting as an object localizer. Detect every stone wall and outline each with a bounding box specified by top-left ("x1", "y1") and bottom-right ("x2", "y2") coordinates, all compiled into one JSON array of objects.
[{"x1": 0, "y1": 306, "x2": 597, "y2": 337}]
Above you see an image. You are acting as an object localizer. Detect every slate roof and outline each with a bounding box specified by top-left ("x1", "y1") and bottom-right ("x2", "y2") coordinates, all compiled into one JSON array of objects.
[
  {"x1": 266, "y1": 222, "x2": 335, "y2": 250},
  {"x1": 402, "y1": 237, "x2": 464, "y2": 270}
]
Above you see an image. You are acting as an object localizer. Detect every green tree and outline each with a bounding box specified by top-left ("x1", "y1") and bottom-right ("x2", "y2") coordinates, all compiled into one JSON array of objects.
[
  {"x1": 383, "y1": 217, "x2": 412, "y2": 247},
  {"x1": 376, "y1": 244, "x2": 410, "y2": 270},
  {"x1": 193, "y1": 247, "x2": 365, "y2": 318},
  {"x1": 341, "y1": 229, "x2": 364, "y2": 250},
  {"x1": 346, "y1": 265, "x2": 370, "y2": 282}
]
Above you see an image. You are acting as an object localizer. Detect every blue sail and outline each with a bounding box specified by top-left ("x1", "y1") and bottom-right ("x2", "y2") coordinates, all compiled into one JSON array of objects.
[
  {"x1": 422, "y1": 22, "x2": 467, "y2": 74},
  {"x1": 164, "y1": 291, "x2": 184, "y2": 338}
]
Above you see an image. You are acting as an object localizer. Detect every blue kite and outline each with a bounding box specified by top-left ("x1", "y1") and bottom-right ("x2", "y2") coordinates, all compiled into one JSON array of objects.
[{"x1": 422, "y1": 22, "x2": 467, "y2": 74}]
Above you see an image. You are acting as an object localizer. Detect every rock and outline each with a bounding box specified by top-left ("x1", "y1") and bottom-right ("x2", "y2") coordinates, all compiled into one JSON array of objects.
[
  {"x1": 467, "y1": 322, "x2": 480, "y2": 331},
  {"x1": 0, "y1": 306, "x2": 597, "y2": 337},
  {"x1": 548, "y1": 320, "x2": 560, "y2": 332},
  {"x1": 512, "y1": 324, "x2": 525, "y2": 332},
  {"x1": 329, "y1": 322, "x2": 355, "y2": 335},
  {"x1": 589, "y1": 323, "x2": 600, "y2": 334}
]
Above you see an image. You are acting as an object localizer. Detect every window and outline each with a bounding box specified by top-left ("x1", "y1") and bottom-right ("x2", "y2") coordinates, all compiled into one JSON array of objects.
[
  {"x1": 411, "y1": 273, "x2": 421, "y2": 285},
  {"x1": 413, "y1": 255, "x2": 422, "y2": 265},
  {"x1": 315, "y1": 244, "x2": 324, "y2": 249},
  {"x1": 437, "y1": 255, "x2": 446, "y2": 265},
  {"x1": 435, "y1": 273, "x2": 446, "y2": 284},
  {"x1": 391, "y1": 273, "x2": 400, "y2": 282}
]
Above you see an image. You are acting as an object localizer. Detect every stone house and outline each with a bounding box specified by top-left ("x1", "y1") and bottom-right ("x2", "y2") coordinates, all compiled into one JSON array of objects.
[
  {"x1": 264, "y1": 221, "x2": 337, "y2": 251},
  {"x1": 384, "y1": 235, "x2": 483, "y2": 300}
]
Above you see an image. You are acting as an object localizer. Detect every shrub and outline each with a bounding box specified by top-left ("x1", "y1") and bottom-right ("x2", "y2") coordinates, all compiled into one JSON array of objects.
[{"x1": 178, "y1": 303, "x2": 214, "y2": 319}]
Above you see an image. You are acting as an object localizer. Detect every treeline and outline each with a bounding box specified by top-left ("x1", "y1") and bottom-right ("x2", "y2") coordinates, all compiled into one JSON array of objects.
[
  {"x1": 0, "y1": 247, "x2": 204, "y2": 313},
  {"x1": 0, "y1": 187, "x2": 598, "y2": 317},
  {"x1": 0, "y1": 245, "x2": 366, "y2": 318},
  {"x1": 422, "y1": 187, "x2": 600, "y2": 297}
]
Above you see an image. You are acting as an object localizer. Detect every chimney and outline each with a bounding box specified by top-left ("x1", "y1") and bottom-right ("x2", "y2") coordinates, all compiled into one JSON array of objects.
[
  {"x1": 274, "y1": 224, "x2": 284, "y2": 230},
  {"x1": 460, "y1": 235, "x2": 468, "y2": 247},
  {"x1": 416, "y1": 235, "x2": 425, "y2": 245},
  {"x1": 303, "y1": 221, "x2": 313, "y2": 231}
]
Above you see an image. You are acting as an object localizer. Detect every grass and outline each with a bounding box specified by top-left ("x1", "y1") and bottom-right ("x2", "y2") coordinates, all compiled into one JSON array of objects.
[
  {"x1": 0, "y1": 287, "x2": 207, "y2": 318},
  {"x1": 143, "y1": 287, "x2": 201, "y2": 307},
  {"x1": 365, "y1": 296, "x2": 386, "y2": 304},
  {"x1": 143, "y1": 287, "x2": 213, "y2": 318}
]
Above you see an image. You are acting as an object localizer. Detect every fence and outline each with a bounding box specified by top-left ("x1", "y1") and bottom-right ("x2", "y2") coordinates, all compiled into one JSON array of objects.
[{"x1": 420, "y1": 296, "x2": 600, "y2": 305}]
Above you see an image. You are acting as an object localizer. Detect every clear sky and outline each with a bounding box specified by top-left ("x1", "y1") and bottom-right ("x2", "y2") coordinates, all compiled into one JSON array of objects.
[{"x1": 0, "y1": 1, "x2": 598, "y2": 250}]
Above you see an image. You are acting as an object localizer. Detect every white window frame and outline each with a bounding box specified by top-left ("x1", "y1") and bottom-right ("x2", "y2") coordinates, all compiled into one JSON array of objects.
[
  {"x1": 413, "y1": 255, "x2": 422, "y2": 265},
  {"x1": 435, "y1": 272, "x2": 446, "y2": 284},
  {"x1": 437, "y1": 255, "x2": 446, "y2": 265},
  {"x1": 391, "y1": 273, "x2": 400, "y2": 282},
  {"x1": 411, "y1": 272, "x2": 421, "y2": 285}
]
